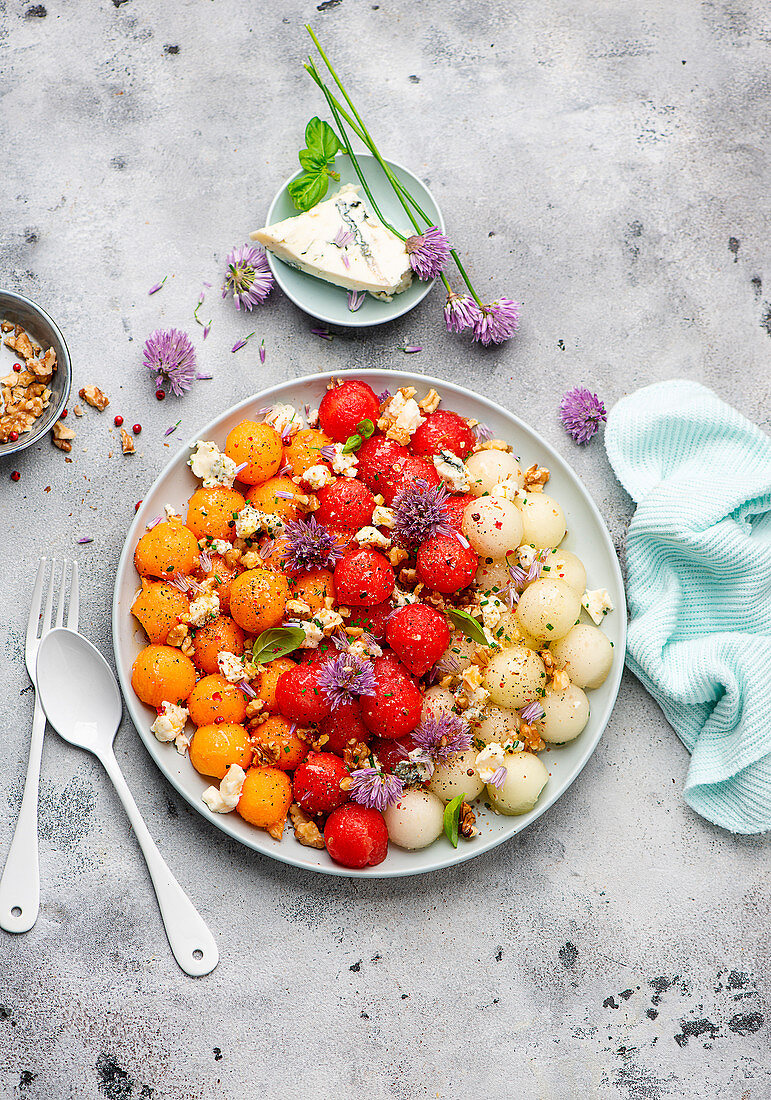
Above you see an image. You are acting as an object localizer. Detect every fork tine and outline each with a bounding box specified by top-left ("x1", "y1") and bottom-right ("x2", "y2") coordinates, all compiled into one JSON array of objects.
[
  {"x1": 67, "y1": 560, "x2": 79, "y2": 631},
  {"x1": 25, "y1": 558, "x2": 48, "y2": 649},
  {"x1": 41, "y1": 557, "x2": 56, "y2": 635},
  {"x1": 55, "y1": 560, "x2": 68, "y2": 628}
]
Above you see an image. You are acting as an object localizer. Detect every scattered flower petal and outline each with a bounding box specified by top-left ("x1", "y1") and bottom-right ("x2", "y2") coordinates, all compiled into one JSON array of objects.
[
  {"x1": 311, "y1": 327, "x2": 333, "y2": 341},
  {"x1": 148, "y1": 276, "x2": 167, "y2": 295},
  {"x1": 196, "y1": 372, "x2": 213, "y2": 380},
  {"x1": 259, "y1": 339, "x2": 266, "y2": 365},
  {"x1": 231, "y1": 332, "x2": 256, "y2": 354},
  {"x1": 520, "y1": 700, "x2": 545, "y2": 724},
  {"x1": 348, "y1": 290, "x2": 365, "y2": 312},
  {"x1": 164, "y1": 420, "x2": 181, "y2": 437},
  {"x1": 237, "y1": 679, "x2": 257, "y2": 699},
  {"x1": 399, "y1": 344, "x2": 422, "y2": 354},
  {"x1": 471, "y1": 421, "x2": 493, "y2": 442},
  {"x1": 76, "y1": 537, "x2": 93, "y2": 544},
  {"x1": 488, "y1": 765, "x2": 507, "y2": 790}
]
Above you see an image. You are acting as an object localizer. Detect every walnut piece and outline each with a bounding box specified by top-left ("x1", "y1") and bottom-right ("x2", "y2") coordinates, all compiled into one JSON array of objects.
[
  {"x1": 473, "y1": 438, "x2": 512, "y2": 454},
  {"x1": 165, "y1": 623, "x2": 189, "y2": 647},
  {"x1": 73, "y1": 404, "x2": 83, "y2": 417},
  {"x1": 52, "y1": 419, "x2": 76, "y2": 452},
  {"x1": 388, "y1": 546, "x2": 409, "y2": 568},
  {"x1": 519, "y1": 722, "x2": 546, "y2": 754},
  {"x1": 0, "y1": 321, "x2": 57, "y2": 442},
  {"x1": 459, "y1": 801, "x2": 477, "y2": 838},
  {"x1": 266, "y1": 817, "x2": 285, "y2": 841},
  {"x1": 288, "y1": 803, "x2": 325, "y2": 849},
  {"x1": 120, "y1": 428, "x2": 135, "y2": 454},
  {"x1": 523, "y1": 464, "x2": 550, "y2": 492},
  {"x1": 79, "y1": 384, "x2": 110, "y2": 411},
  {"x1": 343, "y1": 740, "x2": 370, "y2": 769},
  {"x1": 418, "y1": 388, "x2": 441, "y2": 414}
]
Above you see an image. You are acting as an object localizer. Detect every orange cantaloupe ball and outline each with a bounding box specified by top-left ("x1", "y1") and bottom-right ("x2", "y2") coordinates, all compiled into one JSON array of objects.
[
  {"x1": 255, "y1": 656, "x2": 296, "y2": 712},
  {"x1": 283, "y1": 428, "x2": 333, "y2": 477},
  {"x1": 290, "y1": 568, "x2": 335, "y2": 613},
  {"x1": 186, "y1": 487, "x2": 245, "y2": 542},
  {"x1": 229, "y1": 569, "x2": 289, "y2": 634},
  {"x1": 225, "y1": 421, "x2": 283, "y2": 486},
  {"x1": 251, "y1": 716, "x2": 309, "y2": 771},
  {"x1": 134, "y1": 521, "x2": 200, "y2": 579},
  {"x1": 246, "y1": 477, "x2": 302, "y2": 522},
  {"x1": 192, "y1": 614, "x2": 245, "y2": 675},
  {"x1": 187, "y1": 674, "x2": 248, "y2": 727},
  {"x1": 131, "y1": 579, "x2": 190, "y2": 644},
  {"x1": 200, "y1": 555, "x2": 239, "y2": 613},
  {"x1": 189, "y1": 722, "x2": 252, "y2": 779},
  {"x1": 131, "y1": 644, "x2": 196, "y2": 708},
  {"x1": 236, "y1": 766, "x2": 292, "y2": 828}
]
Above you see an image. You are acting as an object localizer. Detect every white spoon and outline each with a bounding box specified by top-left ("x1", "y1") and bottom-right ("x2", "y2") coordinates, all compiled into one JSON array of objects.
[{"x1": 35, "y1": 628, "x2": 218, "y2": 977}]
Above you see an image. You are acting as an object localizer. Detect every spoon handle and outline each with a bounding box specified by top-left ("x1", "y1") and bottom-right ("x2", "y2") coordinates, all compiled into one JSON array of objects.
[
  {"x1": 0, "y1": 697, "x2": 45, "y2": 932},
  {"x1": 99, "y1": 747, "x2": 218, "y2": 977}
]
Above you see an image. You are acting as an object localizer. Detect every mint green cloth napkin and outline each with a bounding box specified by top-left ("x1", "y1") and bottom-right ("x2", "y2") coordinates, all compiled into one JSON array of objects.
[{"x1": 605, "y1": 380, "x2": 771, "y2": 833}]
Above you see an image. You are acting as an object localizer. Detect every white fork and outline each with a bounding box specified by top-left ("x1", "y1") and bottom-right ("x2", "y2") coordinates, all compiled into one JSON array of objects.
[{"x1": 0, "y1": 558, "x2": 79, "y2": 932}]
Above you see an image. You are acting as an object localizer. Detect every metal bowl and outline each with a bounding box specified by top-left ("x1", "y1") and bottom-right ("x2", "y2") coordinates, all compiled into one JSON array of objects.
[{"x1": 0, "y1": 289, "x2": 72, "y2": 458}]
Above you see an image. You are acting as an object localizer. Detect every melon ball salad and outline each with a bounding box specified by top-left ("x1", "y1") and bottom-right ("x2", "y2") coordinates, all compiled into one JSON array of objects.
[{"x1": 128, "y1": 378, "x2": 615, "y2": 870}]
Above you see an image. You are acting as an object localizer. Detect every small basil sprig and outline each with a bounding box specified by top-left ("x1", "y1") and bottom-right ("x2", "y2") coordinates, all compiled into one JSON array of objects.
[
  {"x1": 341, "y1": 418, "x2": 375, "y2": 454},
  {"x1": 288, "y1": 117, "x2": 341, "y2": 212},
  {"x1": 250, "y1": 626, "x2": 306, "y2": 665},
  {"x1": 443, "y1": 793, "x2": 468, "y2": 848},
  {"x1": 445, "y1": 608, "x2": 490, "y2": 647}
]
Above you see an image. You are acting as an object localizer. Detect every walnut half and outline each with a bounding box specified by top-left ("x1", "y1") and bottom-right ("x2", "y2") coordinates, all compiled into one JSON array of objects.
[
  {"x1": 288, "y1": 803, "x2": 325, "y2": 849},
  {"x1": 79, "y1": 384, "x2": 110, "y2": 411},
  {"x1": 52, "y1": 419, "x2": 76, "y2": 452}
]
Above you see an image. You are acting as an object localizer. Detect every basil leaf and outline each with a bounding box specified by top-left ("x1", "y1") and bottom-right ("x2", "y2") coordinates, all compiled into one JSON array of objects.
[
  {"x1": 356, "y1": 418, "x2": 375, "y2": 440},
  {"x1": 443, "y1": 794, "x2": 467, "y2": 848},
  {"x1": 446, "y1": 608, "x2": 490, "y2": 647},
  {"x1": 251, "y1": 626, "x2": 306, "y2": 665},
  {"x1": 342, "y1": 433, "x2": 363, "y2": 454},
  {"x1": 288, "y1": 171, "x2": 329, "y2": 212},
  {"x1": 299, "y1": 148, "x2": 327, "y2": 173},
  {"x1": 304, "y1": 116, "x2": 340, "y2": 163}
]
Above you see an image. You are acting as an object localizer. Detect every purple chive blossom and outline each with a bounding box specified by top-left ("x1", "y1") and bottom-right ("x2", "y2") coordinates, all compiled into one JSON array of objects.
[
  {"x1": 558, "y1": 386, "x2": 608, "y2": 445},
  {"x1": 311, "y1": 327, "x2": 333, "y2": 340},
  {"x1": 164, "y1": 420, "x2": 181, "y2": 437},
  {"x1": 282, "y1": 515, "x2": 343, "y2": 574},
  {"x1": 333, "y1": 227, "x2": 354, "y2": 248},
  {"x1": 143, "y1": 329, "x2": 197, "y2": 397},
  {"x1": 405, "y1": 227, "x2": 451, "y2": 280},
  {"x1": 278, "y1": 463, "x2": 292, "y2": 476},
  {"x1": 231, "y1": 332, "x2": 256, "y2": 353},
  {"x1": 508, "y1": 564, "x2": 529, "y2": 592},
  {"x1": 196, "y1": 372, "x2": 213, "y2": 380},
  {"x1": 202, "y1": 323, "x2": 211, "y2": 340},
  {"x1": 319, "y1": 444, "x2": 338, "y2": 461},
  {"x1": 259, "y1": 339, "x2": 266, "y2": 365},
  {"x1": 199, "y1": 549, "x2": 212, "y2": 572},
  {"x1": 444, "y1": 292, "x2": 482, "y2": 334},
  {"x1": 317, "y1": 652, "x2": 377, "y2": 709},
  {"x1": 392, "y1": 478, "x2": 454, "y2": 550},
  {"x1": 520, "y1": 700, "x2": 545, "y2": 724},
  {"x1": 488, "y1": 766, "x2": 508, "y2": 790},
  {"x1": 167, "y1": 572, "x2": 199, "y2": 594},
  {"x1": 411, "y1": 713, "x2": 472, "y2": 764},
  {"x1": 472, "y1": 421, "x2": 494, "y2": 442},
  {"x1": 377, "y1": 389, "x2": 391, "y2": 403},
  {"x1": 222, "y1": 244, "x2": 273, "y2": 310},
  {"x1": 237, "y1": 679, "x2": 257, "y2": 699},
  {"x1": 148, "y1": 276, "x2": 167, "y2": 295},
  {"x1": 76, "y1": 537, "x2": 93, "y2": 544},
  {"x1": 399, "y1": 344, "x2": 422, "y2": 354},
  {"x1": 348, "y1": 290, "x2": 365, "y2": 312},
  {"x1": 472, "y1": 298, "x2": 521, "y2": 346},
  {"x1": 347, "y1": 767, "x2": 404, "y2": 812}
]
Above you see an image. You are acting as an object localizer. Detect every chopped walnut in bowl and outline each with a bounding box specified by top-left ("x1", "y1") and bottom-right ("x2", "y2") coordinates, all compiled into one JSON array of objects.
[{"x1": 0, "y1": 290, "x2": 71, "y2": 456}]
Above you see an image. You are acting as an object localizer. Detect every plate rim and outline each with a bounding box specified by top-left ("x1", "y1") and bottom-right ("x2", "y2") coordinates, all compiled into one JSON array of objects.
[
  {"x1": 261, "y1": 153, "x2": 445, "y2": 328},
  {"x1": 112, "y1": 370, "x2": 627, "y2": 878}
]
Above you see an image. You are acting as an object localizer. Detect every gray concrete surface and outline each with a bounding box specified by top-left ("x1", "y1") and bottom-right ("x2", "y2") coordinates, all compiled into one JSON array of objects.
[{"x1": 1, "y1": 1, "x2": 769, "y2": 1097}]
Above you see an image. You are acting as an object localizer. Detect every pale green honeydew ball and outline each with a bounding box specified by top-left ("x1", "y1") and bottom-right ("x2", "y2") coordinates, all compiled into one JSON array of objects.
[
  {"x1": 515, "y1": 578, "x2": 581, "y2": 642},
  {"x1": 428, "y1": 748, "x2": 484, "y2": 803},
  {"x1": 550, "y1": 624, "x2": 613, "y2": 689},
  {"x1": 471, "y1": 705, "x2": 521, "y2": 746},
  {"x1": 487, "y1": 751, "x2": 549, "y2": 815},
  {"x1": 421, "y1": 685, "x2": 456, "y2": 722},
  {"x1": 539, "y1": 683, "x2": 590, "y2": 743},
  {"x1": 484, "y1": 645, "x2": 547, "y2": 709},
  {"x1": 516, "y1": 493, "x2": 567, "y2": 548},
  {"x1": 539, "y1": 549, "x2": 587, "y2": 596},
  {"x1": 383, "y1": 788, "x2": 445, "y2": 850},
  {"x1": 465, "y1": 450, "x2": 523, "y2": 496},
  {"x1": 475, "y1": 556, "x2": 513, "y2": 594},
  {"x1": 462, "y1": 496, "x2": 523, "y2": 558}
]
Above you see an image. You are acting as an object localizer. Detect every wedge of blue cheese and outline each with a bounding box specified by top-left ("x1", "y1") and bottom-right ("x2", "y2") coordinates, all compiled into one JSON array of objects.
[{"x1": 251, "y1": 184, "x2": 413, "y2": 301}]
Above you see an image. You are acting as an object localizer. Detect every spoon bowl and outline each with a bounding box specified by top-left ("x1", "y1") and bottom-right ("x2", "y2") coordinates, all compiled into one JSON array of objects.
[
  {"x1": 35, "y1": 627, "x2": 122, "y2": 754},
  {"x1": 36, "y1": 629, "x2": 218, "y2": 976}
]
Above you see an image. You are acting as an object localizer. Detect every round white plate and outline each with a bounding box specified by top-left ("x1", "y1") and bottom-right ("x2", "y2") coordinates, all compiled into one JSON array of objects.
[
  {"x1": 260, "y1": 154, "x2": 444, "y2": 328},
  {"x1": 113, "y1": 371, "x2": 626, "y2": 878}
]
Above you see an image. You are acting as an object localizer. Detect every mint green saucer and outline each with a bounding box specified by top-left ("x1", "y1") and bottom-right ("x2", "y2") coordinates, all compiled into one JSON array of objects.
[{"x1": 259, "y1": 153, "x2": 444, "y2": 328}]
